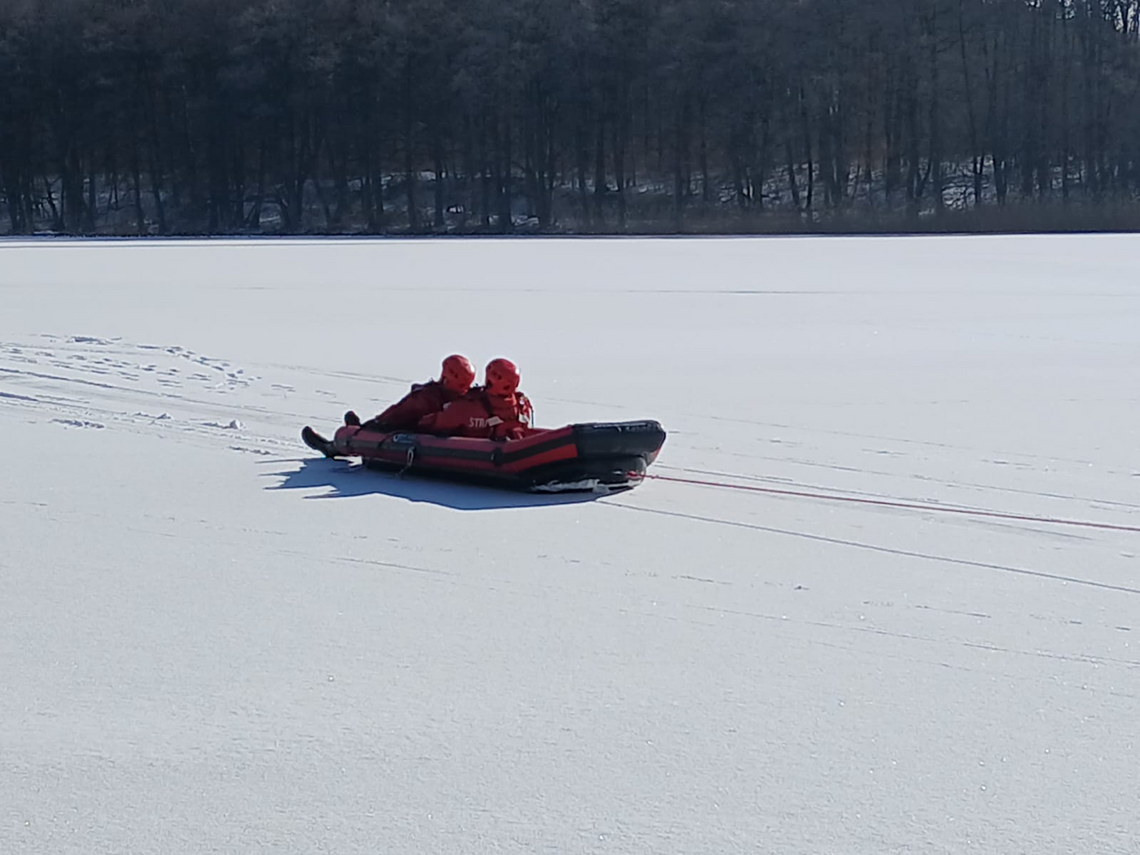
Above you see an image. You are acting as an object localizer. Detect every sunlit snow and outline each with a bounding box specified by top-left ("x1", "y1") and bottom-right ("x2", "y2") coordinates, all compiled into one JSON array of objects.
[{"x1": 2, "y1": 235, "x2": 1138, "y2": 853}]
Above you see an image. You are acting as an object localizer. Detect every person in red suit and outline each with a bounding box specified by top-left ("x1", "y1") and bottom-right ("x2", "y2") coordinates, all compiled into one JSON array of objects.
[
  {"x1": 344, "y1": 354, "x2": 476, "y2": 431},
  {"x1": 416, "y1": 357, "x2": 533, "y2": 440}
]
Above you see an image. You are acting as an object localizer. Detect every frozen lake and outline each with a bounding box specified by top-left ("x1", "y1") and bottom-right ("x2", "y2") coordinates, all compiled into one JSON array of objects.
[{"x1": 2, "y1": 235, "x2": 1138, "y2": 853}]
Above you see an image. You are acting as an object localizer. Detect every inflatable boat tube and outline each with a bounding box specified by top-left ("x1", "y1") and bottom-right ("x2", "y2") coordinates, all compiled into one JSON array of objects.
[{"x1": 327, "y1": 420, "x2": 666, "y2": 492}]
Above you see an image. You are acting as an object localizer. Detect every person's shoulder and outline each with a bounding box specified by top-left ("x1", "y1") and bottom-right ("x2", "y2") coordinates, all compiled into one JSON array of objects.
[{"x1": 411, "y1": 379, "x2": 452, "y2": 399}]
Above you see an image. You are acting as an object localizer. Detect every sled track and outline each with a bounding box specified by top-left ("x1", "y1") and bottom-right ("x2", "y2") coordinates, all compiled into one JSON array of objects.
[{"x1": 649, "y1": 472, "x2": 1140, "y2": 535}]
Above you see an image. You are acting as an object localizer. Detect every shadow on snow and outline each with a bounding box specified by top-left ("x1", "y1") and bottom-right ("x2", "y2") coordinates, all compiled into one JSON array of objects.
[{"x1": 261, "y1": 457, "x2": 604, "y2": 511}]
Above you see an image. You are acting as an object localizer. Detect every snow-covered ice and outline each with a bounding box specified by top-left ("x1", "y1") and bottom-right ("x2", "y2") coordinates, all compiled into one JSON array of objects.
[{"x1": 2, "y1": 235, "x2": 1138, "y2": 853}]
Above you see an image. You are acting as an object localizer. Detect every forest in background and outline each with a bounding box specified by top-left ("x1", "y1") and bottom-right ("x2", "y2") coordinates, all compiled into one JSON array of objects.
[{"x1": 2, "y1": 0, "x2": 1140, "y2": 236}]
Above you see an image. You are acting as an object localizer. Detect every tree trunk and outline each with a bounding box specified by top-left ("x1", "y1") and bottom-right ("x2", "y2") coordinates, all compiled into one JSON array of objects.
[
  {"x1": 403, "y1": 61, "x2": 419, "y2": 232},
  {"x1": 432, "y1": 123, "x2": 445, "y2": 230}
]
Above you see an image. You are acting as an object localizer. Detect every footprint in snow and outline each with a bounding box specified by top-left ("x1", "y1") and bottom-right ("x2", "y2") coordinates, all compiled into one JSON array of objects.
[{"x1": 52, "y1": 418, "x2": 105, "y2": 429}]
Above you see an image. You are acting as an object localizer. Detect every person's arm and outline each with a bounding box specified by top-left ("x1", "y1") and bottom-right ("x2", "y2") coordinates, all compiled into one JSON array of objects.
[
  {"x1": 370, "y1": 384, "x2": 443, "y2": 428},
  {"x1": 418, "y1": 395, "x2": 493, "y2": 437}
]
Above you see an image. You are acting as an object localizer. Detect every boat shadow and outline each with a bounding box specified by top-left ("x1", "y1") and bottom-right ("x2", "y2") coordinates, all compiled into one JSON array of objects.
[{"x1": 261, "y1": 457, "x2": 605, "y2": 510}]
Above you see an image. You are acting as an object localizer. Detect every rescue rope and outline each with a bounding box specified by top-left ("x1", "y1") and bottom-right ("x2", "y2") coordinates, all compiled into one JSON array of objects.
[{"x1": 645, "y1": 473, "x2": 1140, "y2": 534}]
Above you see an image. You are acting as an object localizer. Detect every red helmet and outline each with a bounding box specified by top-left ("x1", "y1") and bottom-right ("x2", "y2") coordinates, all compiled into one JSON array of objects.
[
  {"x1": 484, "y1": 357, "x2": 520, "y2": 396},
  {"x1": 440, "y1": 354, "x2": 475, "y2": 393}
]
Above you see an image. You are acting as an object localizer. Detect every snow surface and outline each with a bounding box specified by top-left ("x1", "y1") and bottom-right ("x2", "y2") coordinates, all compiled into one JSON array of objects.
[{"x1": 2, "y1": 235, "x2": 1139, "y2": 854}]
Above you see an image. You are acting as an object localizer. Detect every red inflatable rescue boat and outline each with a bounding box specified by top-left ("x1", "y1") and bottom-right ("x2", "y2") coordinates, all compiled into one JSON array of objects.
[{"x1": 301, "y1": 420, "x2": 667, "y2": 493}]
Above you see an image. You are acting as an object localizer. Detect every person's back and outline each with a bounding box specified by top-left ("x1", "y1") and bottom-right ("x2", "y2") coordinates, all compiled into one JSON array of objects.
[
  {"x1": 347, "y1": 354, "x2": 475, "y2": 431},
  {"x1": 417, "y1": 358, "x2": 532, "y2": 440}
]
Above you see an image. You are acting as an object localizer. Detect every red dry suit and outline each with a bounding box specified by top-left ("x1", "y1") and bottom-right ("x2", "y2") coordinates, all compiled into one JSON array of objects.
[
  {"x1": 416, "y1": 386, "x2": 534, "y2": 440},
  {"x1": 362, "y1": 381, "x2": 466, "y2": 431}
]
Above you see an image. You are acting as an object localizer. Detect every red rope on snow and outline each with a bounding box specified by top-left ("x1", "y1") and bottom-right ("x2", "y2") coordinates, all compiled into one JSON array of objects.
[{"x1": 644, "y1": 473, "x2": 1140, "y2": 534}]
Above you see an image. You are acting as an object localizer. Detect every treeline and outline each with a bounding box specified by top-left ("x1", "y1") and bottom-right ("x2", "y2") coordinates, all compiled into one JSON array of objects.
[{"x1": 2, "y1": 0, "x2": 1140, "y2": 235}]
